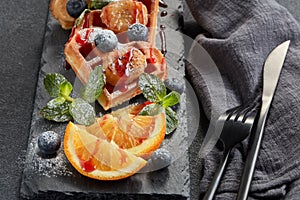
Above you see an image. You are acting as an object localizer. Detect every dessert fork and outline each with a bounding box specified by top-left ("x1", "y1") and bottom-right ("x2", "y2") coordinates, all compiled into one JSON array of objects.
[{"x1": 202, "y1": 104, "x2": 258, "y2": 200}]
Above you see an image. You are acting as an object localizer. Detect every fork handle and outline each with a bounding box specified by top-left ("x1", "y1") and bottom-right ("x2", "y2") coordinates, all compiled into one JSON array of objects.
[{"x1": 202, "y1": 148, "x2": 231, "y2": 200}]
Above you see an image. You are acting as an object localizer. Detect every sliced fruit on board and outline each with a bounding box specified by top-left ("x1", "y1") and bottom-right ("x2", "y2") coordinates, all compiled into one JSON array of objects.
[
  {"x1": 70, "y1": 103, "x2": 166, "y2": 157},
  {"x1": 64, "y1": 103, "x2": 166, "y2": 180},
  {"x1": 99, "y1": 105, "x2": 166, "y2": 158},
  {"x1": 64, "y1": 121, "x2": 147, "y2": 180}
]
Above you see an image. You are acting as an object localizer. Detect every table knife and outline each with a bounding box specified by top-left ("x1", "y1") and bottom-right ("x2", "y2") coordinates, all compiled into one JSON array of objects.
[{"x1": 236, "y1": 40, "x2": 290, "y2": 200}]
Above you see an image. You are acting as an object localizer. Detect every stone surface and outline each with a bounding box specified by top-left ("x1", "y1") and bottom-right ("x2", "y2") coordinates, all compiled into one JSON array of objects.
[
  {"x1": 0, "y1": 1, "x2": 49, "y2": 200},
  {"x1": 20, "y1": 0, "x2": 191, "y2": 199}
]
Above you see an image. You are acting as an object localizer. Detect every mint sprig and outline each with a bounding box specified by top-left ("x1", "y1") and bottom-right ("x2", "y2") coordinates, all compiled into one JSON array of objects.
[
  {"x1": 138, "y1": 73, "x2": 167, "y2": 102},
  {"x1": 88, "y1": 0, "x2": 117, "y2": 10},
  {"x1": 138, "y1": 73, "x2": 180, "y2": 134},
  {"x1": 41, "y1": 100, "x2": 72, "y2": 122},
  {"x1": 74, "y1": 0, "x2": 118, "y2": 28},
  {"x1": 80, "y1": 65, "x2": 106, "y2": 103},
  {"x1": 69, "y1": 98, "x2": 96, "y2": 126},
  {"x1": 41, "y1": 66, "x2": 105, "y2": 126},
  {"x1": 74, "y1": 9, "x2": 91, "y2": 27},
  {"x1": 138, "y1": 103, "x2": 164, "y2": 116},
  {"x1": 165, "y1": 107, "x2": 178, "y2": 134},
  {"x1": 162, "y1": 91, "x2": 181, "y2": 108},
  {"x1": 44, "y1": 73, "x2": 69, "y2": 98}
]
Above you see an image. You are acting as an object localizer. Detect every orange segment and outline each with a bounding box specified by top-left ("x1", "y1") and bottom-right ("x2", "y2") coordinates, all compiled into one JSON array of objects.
[
  {"x1": 72, "y1": 127, "x2": 112, "y2": 172},
  {"x1": 97, "y1": 115, "x2": 140, "y2": 149},
  {"x1": 64, "y1": 122, "x2": 147, "y2": 180},
  {"x1": 97, "y1": 105, "x2": 166, "y2": 157}
]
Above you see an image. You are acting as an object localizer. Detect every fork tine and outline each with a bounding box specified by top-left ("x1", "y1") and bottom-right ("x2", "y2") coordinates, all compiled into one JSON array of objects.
[
  {"x1": 236, "y1": 107, "x2": 253, "y2": 122},
  {"x1": 225, "y1": 106, "x2": 243, "y2": 121},
  {"x1": 230, "y1": 103, "x2": 258, "y2": 123},
  {"x1": 227, "y1": 106, "x2": 244, "y2": 121}
]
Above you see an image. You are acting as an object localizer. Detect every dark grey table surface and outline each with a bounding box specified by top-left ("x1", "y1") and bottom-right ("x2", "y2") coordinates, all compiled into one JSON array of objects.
[{"x1": 0, "y1": 0, "x2": 299, "y2": 199}]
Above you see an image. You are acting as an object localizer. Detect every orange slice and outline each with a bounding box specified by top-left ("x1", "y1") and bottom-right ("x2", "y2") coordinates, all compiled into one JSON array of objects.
[
  {"x1": 80, "y1": 103, "x2": 166, "y2": 157},
  {"x1": 64, "y1": 103, "x2": 166, "y2": 180},
  {"x1": 64, "y1": 121, "x2": 147, "y2": 180},
  {"x1": 101, "y1": 106, "x2": 166, "y2": 158}
]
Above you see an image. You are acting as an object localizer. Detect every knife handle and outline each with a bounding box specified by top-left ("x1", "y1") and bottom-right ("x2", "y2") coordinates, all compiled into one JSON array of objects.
[{"x1": 236, "y1": 103, "x2": 270, "y2": 200}]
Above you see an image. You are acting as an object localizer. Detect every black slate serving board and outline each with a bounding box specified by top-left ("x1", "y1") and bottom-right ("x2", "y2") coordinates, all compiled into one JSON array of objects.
[{"x1": 20, "y1": 0, "x2": 195, "y2": 199}]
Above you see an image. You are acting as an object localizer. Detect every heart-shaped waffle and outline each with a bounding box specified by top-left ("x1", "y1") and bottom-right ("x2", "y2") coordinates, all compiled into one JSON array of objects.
[
  {"x1": 65, "y1": 27, "x2": 167, "y2": 110},
  {"x1": 62, "y1": 0, "x2": 167, "y2": 110}
]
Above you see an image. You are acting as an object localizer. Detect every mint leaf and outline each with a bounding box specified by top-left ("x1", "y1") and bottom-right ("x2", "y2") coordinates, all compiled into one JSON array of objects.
[
  {"x1": 162, "y1": 91, "x2": 180, "y2": 108},
  {"x1": 138, "y1": 73, "x2": 166, "y2": 103},
  {"x1": 139, "y1": 103, "x2": 163, "y2": 116},
  {"x1": 89, "y1": 0, "x2": 116, "y2": 9},
  {"x1": 138, "y1": 73, "x2": 180, "y2": 134},
  {"x1": 40, "y1": 100, "x2": 72, "y2": 122},
  {"x1": 165, "y1": 107, "x2": 178, "y2": 135},
  {"x1": 60, "y1": 81, "x2": 73, "y2": 98},
  {"x1": 74, "y1": 9, "x2": 91, "y2": 27},
  {"x1": 44, "y1": 73, "x2": 68, "y2": 98},
  {"x1": 47, "y1": 97, "x2": 66, "y2": 107},
  {"x1": 80, "y1": 66, "x2": 105, "y2": 103},
  {"x1": 69, "y1": 98, "x2": 95, "y2": 126}
]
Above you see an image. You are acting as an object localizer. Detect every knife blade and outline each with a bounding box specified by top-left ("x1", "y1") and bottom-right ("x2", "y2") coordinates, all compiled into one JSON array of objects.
[{"x1": 236, "y1": 40, "x2": 290, "y2": 200}]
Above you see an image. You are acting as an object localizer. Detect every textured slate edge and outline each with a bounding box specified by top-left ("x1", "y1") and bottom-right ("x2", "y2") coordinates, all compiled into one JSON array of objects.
[{"x1": 27, "y1": 192, "x2": 187, "y2": 200}]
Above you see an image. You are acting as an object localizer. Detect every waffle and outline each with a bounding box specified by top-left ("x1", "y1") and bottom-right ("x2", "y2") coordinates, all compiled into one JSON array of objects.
[
  {"x1": 50, "y1": 0, "x2": 159, "y2": 40},
  {"x1": 69, "y1": 0, "x2": 159, "y2": 44},
  {"x1": 64, "y1": 0, "x2": 167, "y2": 110},
  {"x1": 50, "y1": 0, "x2": 77, "y2": 29}
]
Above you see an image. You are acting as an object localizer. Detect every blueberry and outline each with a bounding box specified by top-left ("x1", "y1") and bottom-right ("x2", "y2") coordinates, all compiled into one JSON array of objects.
[
  {"x1": 38, "y1": 131, "x2": 61, "y2": 155},
  {"x1": 139, "y1": 148, "x2": 172, "y2": 172},
  {"x1": 141, "y1": 148, "x2": 172, "y2": 172},
  {"x1": 95, "y1": 30, "x2": 118, "y2": 52},
  {"x1": 127, "y1": 23, "x2": 148, "y2": 42},
  {"x1": 66, "y1": 0, "x2": 87, "y2": 18},
  {"x1": 151, "y1": 148, "x2": 172, "y2": 167}
]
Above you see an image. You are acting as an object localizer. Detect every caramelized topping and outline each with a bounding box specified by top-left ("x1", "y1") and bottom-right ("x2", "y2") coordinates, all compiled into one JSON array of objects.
[{"x1": 100, "y1": 0, "x2": 148, "y2": 33}]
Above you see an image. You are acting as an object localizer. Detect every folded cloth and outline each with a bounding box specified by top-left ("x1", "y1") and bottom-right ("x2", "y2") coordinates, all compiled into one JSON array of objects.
[{"x1": 184, "y1": 0, "x2": 300, "y2": 199}]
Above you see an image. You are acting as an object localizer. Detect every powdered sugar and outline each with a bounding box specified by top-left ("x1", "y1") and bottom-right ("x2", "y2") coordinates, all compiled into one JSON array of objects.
[{"x1": 27, "y1": 137, "x2": 73, "y2": 178}]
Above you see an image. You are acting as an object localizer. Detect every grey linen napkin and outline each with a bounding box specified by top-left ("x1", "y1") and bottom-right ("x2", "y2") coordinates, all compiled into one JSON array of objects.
[{"x1": 184, "y1": 0, "x2": 300, "y2": 199}]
